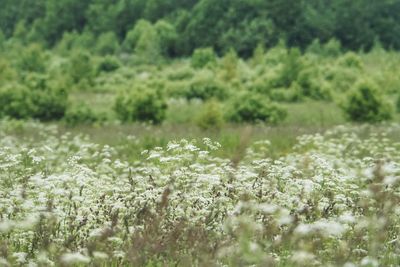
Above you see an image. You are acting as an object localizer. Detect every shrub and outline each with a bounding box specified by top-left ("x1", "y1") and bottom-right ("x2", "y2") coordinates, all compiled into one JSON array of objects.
[
  {"x1": 196, "y1": 100, "x2": 224, "y2": 130},
  {"x1": 64, "y1": 103, "x2": 106, "y2": 126},
  {"x1": 0, "y1": 74, "x2": 68, "y2": 121},
  {"x1": 97, "y1": 56, "x2": 120, "y2": 73},
  {"x1": 95, "y1": 32, "x2": 120, "y2": 55},
  {"x1": 122, "y1": 20, "x2": 153, "y2": 53},
  {"x1": 275, "y1": 48, "x2": 303, "y2": 88},
  {"x1": 134, "y1": 26, "x2": 161, "y2": 64},
  {"x1": 68, "y1": 50, "x2": 95, "y2": 85},
  {"x1": 342, "y1": 80, "x2": 393, "y2": 122},
  {"x1": 337, "y1": 52, "x2": 363, "y2": 69},
  {"x1": 269, "y1": 83, "x2": 303, "y2": 102},
  {"x1": 251, "y1": 43, "x2": 266, "y2": 66},
  {"x1": 396, "y1": 94, "x2": 400, "y2": 113},
  {"x1": 0, "y1": 83, "x2": 34, "y2": 119},
  {"x1": 56, "y1": 31, "x2": 96, "y2": 53},
  {"x1": 154, "y1": 20, "x2": 177, "y2": 57},
  {"x1": 226, "y1": 91, "x2": 287, "y2": 124},
  {"x1": 323, "y1": 39, "x2": 342, "y2": 57},
  {"x1": 16, "y1": 43, "x2": 46, "y2": 73},
  {"x1": 297, "y1": 67, "x2": 332, "y2": 100},
  {"x1": 0, "y1": 59, "x2": 17, "y2": 85},
  {"x1": 191, "y1": 47, "x2": 216, "y2": 69},
  {"x1": 184, "y1": 72, "x2": 227, "y2": 100},
  {"x1": 167, "y1": 67, "x2": 194, "y2": 81},
  {"x1": 114, "y1": 86, "x2": 167, "y2": 124},
  {"x1": 23, "y1": 74, "x2": 68, "y2": 121},
  {"x1": 220, "y1": 48, "x2": 239, "y2": 81}
]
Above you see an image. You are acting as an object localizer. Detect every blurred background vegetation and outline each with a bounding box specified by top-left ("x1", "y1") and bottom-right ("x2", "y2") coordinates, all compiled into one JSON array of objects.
[{"x1": 1, "y1": 0, "x2": 400, "y2": 158}]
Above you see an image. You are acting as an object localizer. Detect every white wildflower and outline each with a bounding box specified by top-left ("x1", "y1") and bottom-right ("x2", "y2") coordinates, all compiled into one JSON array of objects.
[
  {"x1": 13, "y1": 252, "x2": 27, "y2": 264},
  {"x1": 60, "y1": 252, "x2": 90, "y2": 264}
]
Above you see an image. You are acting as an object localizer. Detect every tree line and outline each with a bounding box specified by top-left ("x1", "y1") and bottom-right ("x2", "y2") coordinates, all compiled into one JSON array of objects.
[{"x1": 1, "y1": 0, "x2": 400, "y2": 57}]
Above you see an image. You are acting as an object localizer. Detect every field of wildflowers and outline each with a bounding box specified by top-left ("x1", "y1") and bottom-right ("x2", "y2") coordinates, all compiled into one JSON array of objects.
[{"x1": 0, "y1": 121, "x2": 399, "y2": 266}]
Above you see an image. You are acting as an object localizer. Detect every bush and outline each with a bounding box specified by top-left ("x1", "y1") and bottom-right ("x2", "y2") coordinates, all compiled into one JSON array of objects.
[
  {"x1": 323, "y1": 39, "x2": 342, "y2": 57},
  {"x1": 0, "y1": 59, "x2": 17, "y2": 85},
  {"x1": 23, "y1": 74, "x2": 68, "y2": 121},
  {"x1": 154, "y1": 20, "x2": 177, "y2": 57},
  {"x1": 396, "y1": 94, "x2": 400, "y2": 113},
  {"x1": 0, "y1": 74, "x2": 68, "y2": 121},
  {"x1": 184, "y1": 72, "x2": 227, "y2": 100},
  {"x1": 0, "y1": 83, "x2": 34, "y2": 119},
  {"x1": 57, "y1": 31, "x2": 96, "y2": 54},
  {"x1": 97, "y1": 56, "x2": 120, "y2": 73},
  {"x1": 122, "y1": 20, "x2": 153, "y2": 53},
  {"x1": 269, "y1": 83, "x2": 303, "y2": 102},
  {"x1": 114, "y1": 86, "x2": 167, "y2": 124},
  {"x1": 337, "y1": 52, "x2": 363, "y2": 69},
  {"x1": 196, "y1": 100, "x2": 224, "y2": 130},
  {"x1": 297, "y1": 67, "x2": 332, "y2": 100},
  {"x1": 342, "y1": 80, "x2": 393, "y2": 122},
  {"x1": 68, "y1": 50, "x2": 95, "y2": 85},
  {"x1": 226, "y1": 91, "x2": 287, "y2": 124},
  {"x1": 95, "y1": 32, "x2": 120, "y2": 55},
  {"x1": 135, "y1": 26, "x2": 162, "y2": 64},
  {"x1": 191, "y1": 47, "x2": 216, "y2": 69},
  {"x1": 275, "y1": 48, "x2": 303, "y2": 88},
  {"x1": 16, "y1": 43, "x2": 46, "y2": 73},
  {"x1": 220, "y1": 48, "x2": 239, "y2": 81},
  {"x1": 64, "y1": 103, "x2": 106, "y2": 126}
]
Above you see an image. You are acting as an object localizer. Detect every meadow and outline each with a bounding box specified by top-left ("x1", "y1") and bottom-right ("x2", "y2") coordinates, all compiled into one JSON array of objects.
[
  {"x1": 1, "y1": 2, "x2": 400, "y2": 265},
  {"x1": 1, "y1": 120, "x2": 400, "y2": 266}
]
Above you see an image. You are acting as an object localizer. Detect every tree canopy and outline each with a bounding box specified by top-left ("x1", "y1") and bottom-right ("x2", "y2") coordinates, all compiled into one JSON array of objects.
[{"x1": 1, "y1": 0, "x2": 400, "y2": 56}]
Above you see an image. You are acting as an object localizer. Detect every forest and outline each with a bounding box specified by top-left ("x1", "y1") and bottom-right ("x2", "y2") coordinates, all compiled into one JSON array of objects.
[{"x1": 1, "y1": 0, "x2": 400, "y2": 266}]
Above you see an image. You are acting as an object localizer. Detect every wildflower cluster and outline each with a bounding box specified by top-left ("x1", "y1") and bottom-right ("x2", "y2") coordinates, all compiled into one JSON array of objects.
[{"x1": 0, "y1": 121, "x2": 399, "y2": 266}]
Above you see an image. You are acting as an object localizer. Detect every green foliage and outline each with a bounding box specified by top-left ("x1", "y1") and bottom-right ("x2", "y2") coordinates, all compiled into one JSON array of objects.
[
  {"x1": 220, "y1": 48, "x2": 239, "y2": 81},
  {"x1": 56, "y1": 31, "x2": 96, "y2": 53},
  {"x1": 23, "y1": 74, "x2": 68, "y2": 121},
  {"x1": 122, "y1": 19, "x2": 165, "y2": 63},
  {"x1": 134, "y1": 25, "x2": 161, "y2": 64},
  {"x1": 297, "y1": 67, "x2": 332, "y2": 100},
  {"x1": 154, "y1": 20, "x2": 178, "y2": 57},
  {"x1": 251, "y1": 43, "x2": 266, "y2": 66},
  {"x1": 0, "y1": 29, "x2": 5, "y2": 50},
  {"x1": 342, "y1": 80, "x2": 393, "y2": 122},
  {"x1": 2, "y1": 0, "x2": 400, "y2": 55},
  {"x1": 337, "y1": 52, "x2": 363, "y2": 69},
  {"x1": 269, "y1": 83, "x2": 303, "y2": 102},
  {"x1": 0, "y1": 83, "x2": 34, "y2": 119},
  {"x1": 122, "y1": 19, "x2": 153, "y2": 53},
  {"x1": 97, "y1": 56, "x2": 121, "y2": 73},
  {"x1": 0, "y1": 58, "x2": 16, "y2": 85},
  {"x1": 95, "y1": 31, "x2": 120, "y2": 55},
  {"x1": 397, "y1": 94, "x2": 400, "y2": 113},
  {"x1": 0, "y1": 74, "x2": 68, "y2": 121},
  {"x1": 323, "y1": 39, "x2": 342, "y2": 57},
  {"x1": 307, "y1": 39, "x2": 342, "y2": 57},
  {"x1": 276, "y1": 48, "x2": 303, "y2": 88},
  {"x1": 16, "y1": 43, "x2": 46, "y2": 73},
  {"x1": 219, "y1": 17, "x2": 277, "y2": 57},
  {"x1": 196, "y1": 100, "x2": 224, "y2": 130},
  {"x1": 184, "y1": 72, "x2": 227, "y2": 100},
  {"x1": 191, "y1": 47, "x2": 216, "y2": 69},
  {"x1": 114, "y1": 86, "x2": 167, "y2": 124},
  {"x1": 64, "y1": 103, "x2": 106, "y2": 126},
  {"x1": 12, "y1": 20, "x2": 29, "y2": 43},
  {"x1": 68, "y1": 50, "x2": 94, "y2": 86},
  {"x1": 226, "y1": 91, "x2": 287, "y2": 124}
]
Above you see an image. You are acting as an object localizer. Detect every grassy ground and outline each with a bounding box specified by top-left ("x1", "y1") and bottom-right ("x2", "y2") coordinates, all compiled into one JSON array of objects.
[{"x1": 52, "y1": 99, "x2": 400, "y2": 163}]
